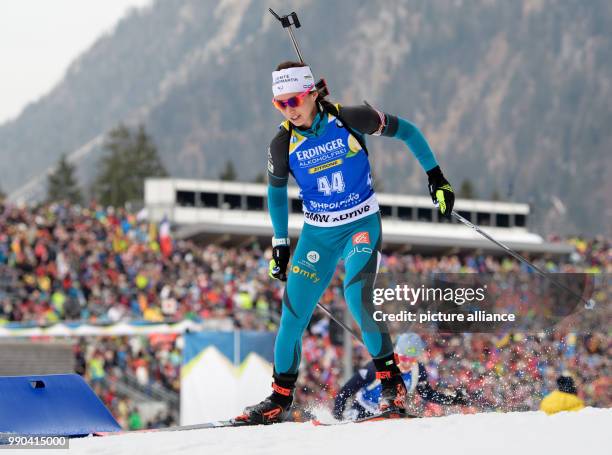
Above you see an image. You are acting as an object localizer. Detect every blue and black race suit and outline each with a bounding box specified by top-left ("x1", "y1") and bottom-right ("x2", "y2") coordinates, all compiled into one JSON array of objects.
[{"x1": 334, "y1": 361, "x2": 460, "y2": 419}]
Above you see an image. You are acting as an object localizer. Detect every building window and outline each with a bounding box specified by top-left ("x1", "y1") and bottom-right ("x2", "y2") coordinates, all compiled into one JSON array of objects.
[
  {"x1": 223, "y1": 194, "x2": 242, "y2": 210},
  {"x1": 380, "y1": 205, "x2": 393, "y2": 217},
  {"x1": 417, "y1": 208, "x2": 433, "y2": 222},
  {"x1": 515, "y1": 214, "x2": 526, "y2": 227},
  {"x1": 291, "y1": 199, "x2": 302, "y2": 213},
  {"x1": 456, "y1": 211, "x2": 472, "y2": 223},
  {"x1": 496, "y1": 213, "x2": 510, "y2": 228},
  {"x1": 477, "y1": 212, "x2": 491, "y2": 226},
  {"x1": 200, "y1": 192, "x2": 219, "y2": 208},
  {"x1": 176, "y1": 191, "x2": 196, "y2": 207},
  {"x1": 246, "y1": 195, "x2": 264, "y2": 211},
  {"x1": 398, "y1": 206, "x2": 413, "y2": 221}
]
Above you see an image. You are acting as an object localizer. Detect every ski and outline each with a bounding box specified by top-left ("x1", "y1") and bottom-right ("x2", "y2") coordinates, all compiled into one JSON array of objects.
[
  {"x1": 312, "y1": 410, "x2": 417, "y2": 427},
  {"x1": 92, "y1": 410, "x2": 417, "y2": 437},
  {"x1": 92, "y1": 418, "x2": 258, "y2": 436}
]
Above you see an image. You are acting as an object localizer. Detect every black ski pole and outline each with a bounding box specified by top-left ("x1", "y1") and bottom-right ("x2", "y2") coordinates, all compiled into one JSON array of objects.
[
  {"x1": 451, "y1": 210, "x2": 596, "y2": 309},
  {"x1": 316, "y1": 302, "x2": 364, "y2": 344}
]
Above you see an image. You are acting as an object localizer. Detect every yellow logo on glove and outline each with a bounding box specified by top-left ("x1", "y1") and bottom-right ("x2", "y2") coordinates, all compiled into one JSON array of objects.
[{"x1": 436, "y1": 184, "x2": 453, "y2": 215}]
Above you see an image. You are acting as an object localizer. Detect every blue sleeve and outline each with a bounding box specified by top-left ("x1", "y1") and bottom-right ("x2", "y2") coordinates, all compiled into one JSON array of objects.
[
  {"x1": 334, "y1": 361, "x2": 377, "y2": 417},
  {"x1": 415, "y1": 363, "x2": 457, "y2": 405},
  {"x1": 392, "y1": 117, "x2": 438, "y2": 172},
  {"x1": 267, "y1": 184, "x2": 288, "y2": 238}
]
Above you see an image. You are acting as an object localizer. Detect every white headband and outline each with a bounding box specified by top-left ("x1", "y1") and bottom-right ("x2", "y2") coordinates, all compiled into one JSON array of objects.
[{"x1": 272, "y1": 66, "x2": 315, "y2": 97}]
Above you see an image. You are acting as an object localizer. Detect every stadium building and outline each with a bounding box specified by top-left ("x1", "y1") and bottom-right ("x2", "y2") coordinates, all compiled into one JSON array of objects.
[{"x1": 144, "y1": 178, "x2": 572, "y2": 256}]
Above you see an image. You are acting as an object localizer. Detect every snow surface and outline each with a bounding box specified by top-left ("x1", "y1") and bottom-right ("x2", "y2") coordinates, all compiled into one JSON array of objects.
[{"x1": 22, "y1": 408, "x2": 612, "y2": 455}]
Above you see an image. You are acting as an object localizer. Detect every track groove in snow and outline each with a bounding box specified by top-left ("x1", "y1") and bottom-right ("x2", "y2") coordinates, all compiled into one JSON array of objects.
[{"x1": 23, "y1": 408, "x2": 612, "y2": 455}]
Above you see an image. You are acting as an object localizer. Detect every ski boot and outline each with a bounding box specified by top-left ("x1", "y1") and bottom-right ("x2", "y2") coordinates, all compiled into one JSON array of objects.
[
  {"x1": 374, "y1": 354, "x2": 407, "y2": 416},
  {"x1": 235, "y1": 370, "x2": 297, "y2": 425}
]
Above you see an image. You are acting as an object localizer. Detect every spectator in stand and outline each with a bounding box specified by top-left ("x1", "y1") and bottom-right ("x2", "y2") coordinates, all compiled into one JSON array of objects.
[
  {"x1": 540, "y1": 375, "x2": 585, "y2": 415},
  {"x1": 128, "y1": 406, "x2": 143, "y2": 431}
]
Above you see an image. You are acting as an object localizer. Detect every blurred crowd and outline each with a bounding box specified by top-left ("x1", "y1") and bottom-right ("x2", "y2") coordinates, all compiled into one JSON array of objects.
[
  {"x1": 75, "y1": 334, "x2": 181, "y2": 429},
  {"x1": 0, "y1": 202, "x2": 608, "y2": 327},
  {"x1": 0, "y1": 202, "x2": 609, "y2": 428},
  {"x1": 0, "y1": 202, "x2": 280, "y2": 326}
]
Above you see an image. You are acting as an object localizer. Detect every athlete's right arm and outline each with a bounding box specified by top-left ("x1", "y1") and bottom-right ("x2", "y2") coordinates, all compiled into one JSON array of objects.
[
  {"x1": 266, "y1": 129, "x2": 292, "y2": 280},
  {"x1": 267, "y1": 129, "x2": 291, "y2": 239},
  {"x1": 415, "y1": 363, "x2": 468, "y2": 406}
]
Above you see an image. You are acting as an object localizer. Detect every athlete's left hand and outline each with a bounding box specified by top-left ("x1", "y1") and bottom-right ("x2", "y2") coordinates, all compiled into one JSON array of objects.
[{"x1": 427, "y1": 166, "x2": 455, "y2": 220}]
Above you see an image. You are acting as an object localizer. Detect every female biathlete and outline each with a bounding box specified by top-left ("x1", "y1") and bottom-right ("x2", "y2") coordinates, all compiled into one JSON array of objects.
[{"x1": 237, "y1": 62, "x2": 455, "y2": 424}]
